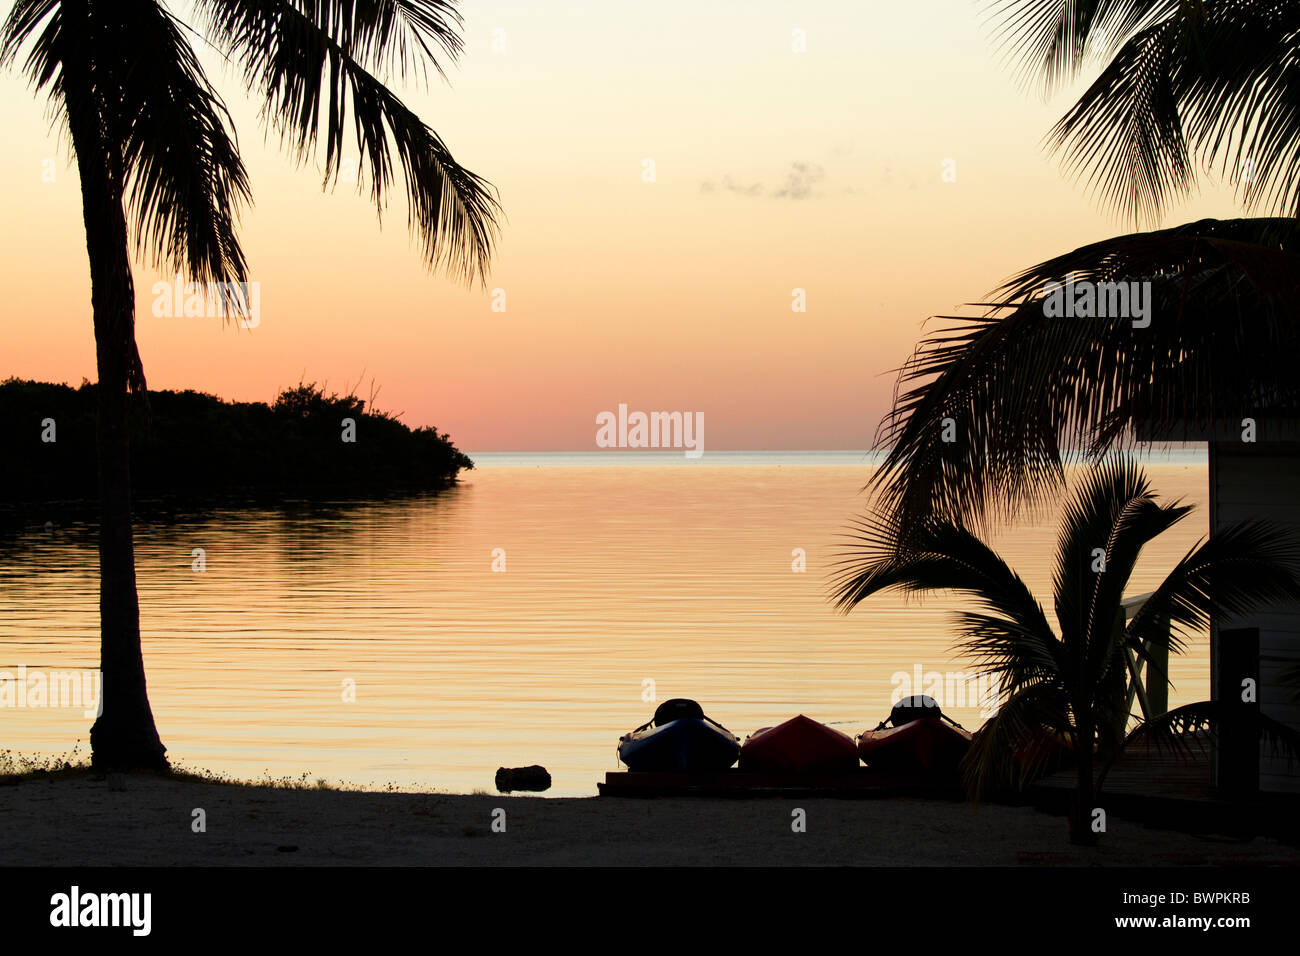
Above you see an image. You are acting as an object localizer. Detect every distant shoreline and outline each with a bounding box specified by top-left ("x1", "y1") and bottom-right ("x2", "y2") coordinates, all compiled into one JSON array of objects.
[
  {"x1": 466, "y1": 449, "x2": 1211, "y2": 467},
  {"x1": 0, "y1": 380, "x2": 472, "y2": 525}
]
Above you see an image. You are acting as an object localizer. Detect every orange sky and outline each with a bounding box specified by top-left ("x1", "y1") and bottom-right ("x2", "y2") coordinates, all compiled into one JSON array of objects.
[{"x1": 0, "y1": 0, "x2": 1246, "y2": 450}]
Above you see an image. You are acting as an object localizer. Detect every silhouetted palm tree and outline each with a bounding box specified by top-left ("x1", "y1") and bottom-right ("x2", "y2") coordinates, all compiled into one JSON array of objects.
[
  {"x1": 1, "y1": 0, "x2": 499, "y2": 770},
  {"x1": 873, "y1": 1, "x2": 1300, "y2": 536},
  {"x1": 834, "y1": 460, "x2": 1300, "y2": 844}
]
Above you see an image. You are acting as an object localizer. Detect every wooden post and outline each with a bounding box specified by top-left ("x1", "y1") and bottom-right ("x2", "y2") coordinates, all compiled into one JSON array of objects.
[
  {"x1": 1216, "y1": 627, "x2": 1260, "y2": 797},
  {"x1": 1120, "y1": 591, "x2": 1163, "y2": 719},
  {"x1": 1145, "y1": 615, "x2": 1169, "y2": 716}
]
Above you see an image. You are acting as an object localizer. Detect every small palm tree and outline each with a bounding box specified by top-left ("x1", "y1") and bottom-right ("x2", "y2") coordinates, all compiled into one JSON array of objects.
[
  {"x1": 1, "y1": 1, "x2": 499, "y2": 770},
  {"x1": 833, "y1": 460, "x2": 1300, "y2": 844}
]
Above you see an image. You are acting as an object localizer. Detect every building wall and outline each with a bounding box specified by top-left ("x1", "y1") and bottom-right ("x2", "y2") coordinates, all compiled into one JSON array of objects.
[{"x1": 1210, "y1": 441, "x2": 1300, "y2": 793}]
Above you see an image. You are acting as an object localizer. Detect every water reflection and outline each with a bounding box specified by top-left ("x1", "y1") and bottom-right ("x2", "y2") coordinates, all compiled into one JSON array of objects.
[{"x1": 0, "y1": 460, "x2": 1209, "y2": 795}]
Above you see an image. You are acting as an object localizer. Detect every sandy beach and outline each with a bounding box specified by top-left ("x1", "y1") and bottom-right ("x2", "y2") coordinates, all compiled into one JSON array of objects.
[{"x1": 3, "y1": 773, "x2": 1295, "y2": 866}]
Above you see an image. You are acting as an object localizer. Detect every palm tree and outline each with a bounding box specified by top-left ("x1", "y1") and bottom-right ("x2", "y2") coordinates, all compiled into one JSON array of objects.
[
  {"x1": 873, "y1": 0, "x2": 1300, "y2": 536},
  {"x1": 1, "y1": 1, "x2": 499, "y2": 770},
  {"x1": 833, "y1": 460, "x2": 1300, "y2": 844}
]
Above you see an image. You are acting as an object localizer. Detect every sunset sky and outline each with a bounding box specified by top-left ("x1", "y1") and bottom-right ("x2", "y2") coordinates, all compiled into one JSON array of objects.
[{"x1": 0, "y1": 0, "x2": 1245, "y2": 451}]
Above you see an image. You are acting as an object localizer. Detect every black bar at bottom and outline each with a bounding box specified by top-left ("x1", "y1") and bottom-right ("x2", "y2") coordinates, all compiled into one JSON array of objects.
[{"x1": 0, "y1": 865, "x2": 1287, "y2": 941}]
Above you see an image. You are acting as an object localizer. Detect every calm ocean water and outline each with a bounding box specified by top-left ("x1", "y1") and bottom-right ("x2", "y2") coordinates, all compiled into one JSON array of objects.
[{"x1": 0, "y1": 451, "x2": 1210, "y2": 795}]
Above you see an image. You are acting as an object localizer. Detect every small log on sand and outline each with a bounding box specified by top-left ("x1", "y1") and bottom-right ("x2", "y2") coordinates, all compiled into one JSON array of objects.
[{"x1": 495, "y1": 766, "x2": 551, "y2": 793}]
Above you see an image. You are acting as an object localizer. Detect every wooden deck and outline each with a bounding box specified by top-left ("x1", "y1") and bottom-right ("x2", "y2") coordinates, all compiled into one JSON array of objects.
[
  {"x1": 1028, "y1": 744, "x2": 1300, "y2": 840},
  {"x1": 598, "y1": 769, "x2": 963, "y2": 799}
]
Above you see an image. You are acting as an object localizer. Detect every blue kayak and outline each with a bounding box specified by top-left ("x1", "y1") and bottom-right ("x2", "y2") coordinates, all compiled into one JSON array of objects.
[{"x1": 617, "y1": 699, "x2": 740, "y2": 772}]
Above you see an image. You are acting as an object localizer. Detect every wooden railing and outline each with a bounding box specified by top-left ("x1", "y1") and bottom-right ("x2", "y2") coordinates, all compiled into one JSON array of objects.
[{"x1": 1121, "y1": 591, "x2": 1168, "y2": 719}]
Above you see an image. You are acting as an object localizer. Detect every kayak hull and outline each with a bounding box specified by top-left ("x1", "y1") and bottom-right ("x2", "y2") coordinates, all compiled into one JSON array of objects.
[
  {"x1": 739, "y1": 714, "x2": 859, "y2": 774},
  {"x1": 857, "y1": 718, "x2": 972, "y2": 773},
  {"x1": 618, "y1": 718, "x2": 740, "y2": 772}
]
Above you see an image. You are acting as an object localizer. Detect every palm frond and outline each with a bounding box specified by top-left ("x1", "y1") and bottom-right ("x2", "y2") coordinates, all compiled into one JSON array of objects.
[
  {"x1": 951, "y1": 610, "x2": 1062, "y2": 693},
  {"x1": 0, "y1": 0, "x2": 60, "y2": 77},
  {"x1": 985, "y1": 0, "x2": 1174, "y2": 95},
  {"x1": 205, "y1": 0, "x2": 464, "y2": 81},
  {"x1": 1171, "y1": 2, "x2": 1300, "y2": 217},
  {"x1": 195, "y1": 0, "x2": 499, "y2": 282},
  {"x1": 1124, "y1": 699, "x2": 1300, "y2": 765},
  {"x1": 990, "y1": 0, "x2": 1300, "y2": 222},
  {"x1": 117, "y1": 1, "x2": 251, "y2": 292},
  {"x1": 1051, "y1": 459, "x2": 1197, "y2": 699},
  {"x1": 831, "y1": 515, "x2": 1052, "y2": 634},
  {"x1": 831, "y1": 512, "x2": 1063, "y2": 692},
  {"x1": 961, "y1": 681, "x2": 1072, "y2": 801},
  {"x1": 1045, "y1": 17, "x2": 1191, "y2": 226},
  {"x1": 1052, "y1": 458, "x2": 1148, "y2": 641},
  {"x1": 871, "y1": 218, "x2": 1300, "y2": 540},
  {"x1": 1127, "y1": 521, "x2": 1300, "y2": 652},
  {"x1": 3, "y1": 0, "x2": 251, "y2": 298}
]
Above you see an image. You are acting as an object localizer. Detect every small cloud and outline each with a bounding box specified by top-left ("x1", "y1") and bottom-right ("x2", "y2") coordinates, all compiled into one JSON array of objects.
[
  {"x1": 773, "y1": 162, "x2": 824, "y2": 199},
  {"x1": 722, "y1": 175, "x2": 763, "y2": 196},
  {"x1": 701, "y1": 175, "x2": 764, "y2": 196},
  {"x1": 701, "y1": 161, "x2": 826, "y2": 199}
]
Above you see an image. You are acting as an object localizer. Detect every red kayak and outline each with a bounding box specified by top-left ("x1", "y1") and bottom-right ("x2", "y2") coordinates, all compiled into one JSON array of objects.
[
  {"x1": 857, "y1": 717, "x2": 972, "y2": 773},
  {"x1": 739, "y1": 715, "x2": 860, "y2": 774}
]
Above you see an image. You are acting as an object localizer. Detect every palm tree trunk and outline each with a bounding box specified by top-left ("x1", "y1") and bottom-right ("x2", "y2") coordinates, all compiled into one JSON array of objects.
[
  {"x1": 1070, "y1": 723, "x2": 1099, "y2": 846},
  {"x1": 60, "y1": 0, "x2": 167, "y2": 771}
]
